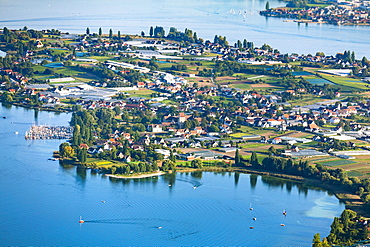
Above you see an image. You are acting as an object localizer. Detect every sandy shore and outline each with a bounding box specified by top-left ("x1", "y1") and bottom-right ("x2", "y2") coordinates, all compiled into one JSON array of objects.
[{"x1": 105, "y1": 171, "x2": 165, "y2": 179}]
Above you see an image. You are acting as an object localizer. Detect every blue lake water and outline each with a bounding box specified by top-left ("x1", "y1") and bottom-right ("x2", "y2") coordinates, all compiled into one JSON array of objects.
[
  {"x1": 43, "y1": 62, "x2": 64, "y2": 68},
  {"x1": 306, "y1": 78, "x2": 334, "y2": 85},
  {"x1": 0, "y1": 50, "x2": 6, "y2": 58},
  {"x1": 292, "y1": 71, "x2": 313, "y2": 76},
  {"x1": 0, "y1": 103, "x2": 345, "y2": 246},
  {"x1": 0, "y1": 0, "x2": 369, "y2": 58}
]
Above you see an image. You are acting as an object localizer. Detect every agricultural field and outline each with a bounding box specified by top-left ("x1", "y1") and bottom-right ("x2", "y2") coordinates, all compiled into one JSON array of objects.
[
  {"x1": 289, "y1": 95, "x2": 325, "y2": 106},
  {"x1": 309, "y1": 154, "x2": 370, "y2": 178},
  {"x1": 236, "y1": 126, "x2": 276, "y2": 137},
  {"x1": 318, "y1": 73, "x2": 369, "y2": 90},
  {"x1": 129, "y1": 88, "x2": 156, "y2": 96},
  {"x1": 239, "y1": 142, "x2": 267, "y2": 149},
  {"x1": 318, "y1": 159, "x2": 357, "y2": 167}
]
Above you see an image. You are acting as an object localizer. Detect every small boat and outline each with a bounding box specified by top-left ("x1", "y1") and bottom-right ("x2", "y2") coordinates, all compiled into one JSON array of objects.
[
  {"x1": 168, "y1": 184, "x2": 172, "y2": 187},
  {"x1": 283, "y1": 210, "x2": 287, "y2": 216},
  {"x1": 102, "y1": 200, "x2": 106, "y2": 203},
  {"x1": 158, "y1": 226, "x2": 162, "y2": 229},
  {"x1": 79, "y1": 216, "x2": 84, "y2": 224},
  {"x1": 280, "y1": 224, "x2": 285, "y2": 226},
  {"x1": 250, "y1": 227, "x2": 254, "y2": 229},
  {"x1": 14, "y1": 131, "x2": 18, "y2": 134},
  {"x1": 249, "y1": 203, "x2": 253, "y2": 210},
  {"x1": 3, "y1": 116, "x2": 6, "y2": 119},
  {"x1": 253, "y1": 217, "x2": 257, "y2": 221}
]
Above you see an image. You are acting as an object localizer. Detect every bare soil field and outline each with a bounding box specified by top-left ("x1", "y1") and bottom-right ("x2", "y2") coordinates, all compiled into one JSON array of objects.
[
  {"x1": 250, "y1": 83, "x2": 276, "y2": 88},
  {"x1": 284, "y1": 131, "x2": 313, "y2": 138},
  {"x1": 353, "y1": 155, "x2": 370, "y2": 160},
  {"x1": 338, "y1": 163, "x2": 367, "y2": 170},
  {"x1": 187, "y1": 77, "x2": 216, "y2": 87}
]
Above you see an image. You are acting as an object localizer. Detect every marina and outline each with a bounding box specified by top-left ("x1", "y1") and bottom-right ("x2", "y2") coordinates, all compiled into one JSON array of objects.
[{"x1": 25, "y1": 125, "x2": 73, "y2": 140}]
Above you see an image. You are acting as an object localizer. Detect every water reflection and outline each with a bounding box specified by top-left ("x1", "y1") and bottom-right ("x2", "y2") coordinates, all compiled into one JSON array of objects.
[
  {"x1": 2, "y1": 103, "x2": 12, "y2": 109},
  {"x1": 250, "y1": 174, "x2": 258, "y2": 189},
  {"x1": 76, "y1": 166, "x2": 87, "y2": 184},
  {"x1": 34, "y1": 109, "x2": 39, "y2": 120},
  {"x1": 97, "y1": 170, "x2": 326, "y2": 200},
  {"x1": 234, "y1": 172, "x2": 240, "y2": 186}
]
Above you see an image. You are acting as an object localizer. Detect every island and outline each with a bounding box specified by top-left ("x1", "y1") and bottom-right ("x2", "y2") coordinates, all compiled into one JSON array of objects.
[
  {"x1": 260, "y1": 0, "x2": 370, "y2": 25},
  {"x1": 1, "y1": 26, "x2": 370, "y2": 246}
]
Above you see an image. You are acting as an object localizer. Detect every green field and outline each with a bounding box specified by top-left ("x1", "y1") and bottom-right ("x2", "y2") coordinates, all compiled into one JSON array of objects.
[
  {"x1": 230, "y1": 83, "x2": 253, "y2": 90},
  {"x1": 238, "y1": 126, "x2": 269, "y2": 134},
  {"x1": 239, "y1": 143, "x2": 266, "y2": 149},
  {"x1": 319, "y1": 159, "x2": 357, "y2": 167},
  {"x1": 319, "y1": 73, "x2": 369, "y2": 90},
  {"x1": 347, "y1": 171, "x2": 364, "y2": 177},
  {"x1": 127, "y1": 89, "x2": 157, "y2": 98}
]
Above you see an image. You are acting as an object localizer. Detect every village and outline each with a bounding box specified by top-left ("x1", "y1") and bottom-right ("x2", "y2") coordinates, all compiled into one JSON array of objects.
[{"x1": 1, "y1": 27, "x2": 370, "y2": 178}]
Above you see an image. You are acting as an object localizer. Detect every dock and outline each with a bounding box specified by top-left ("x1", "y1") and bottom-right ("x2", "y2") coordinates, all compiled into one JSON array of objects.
[{"x1": 25, "y1": 125, "x2": 73, "y2": 140}]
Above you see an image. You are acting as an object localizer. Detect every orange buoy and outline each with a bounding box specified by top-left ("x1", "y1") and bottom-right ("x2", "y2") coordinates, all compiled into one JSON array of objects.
[{"x1": 79, "y1": 216, "x2": 84, "y2": 223}]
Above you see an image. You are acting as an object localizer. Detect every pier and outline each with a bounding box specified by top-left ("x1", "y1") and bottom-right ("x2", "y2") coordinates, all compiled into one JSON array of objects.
[{"x1": 25, "y1": 125, "x2": 73, "y2": 140}]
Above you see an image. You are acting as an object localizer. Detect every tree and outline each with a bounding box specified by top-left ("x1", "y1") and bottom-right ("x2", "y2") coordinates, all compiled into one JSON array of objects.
[
  {"x1": 118, "y1": 31, "x2": 121, "y2": 40},
  {"x1": 162, "y1": 159, "x2": 175, "y2": 171},
  {"x1": 3, "y1": 27, "x2": 9, "y2": 36},
  {"x1": 312, "y1": 233, "x2": 322, "y2": 247},
  {"x1": 99, "y1": 27, "x2": 102, "y2": 36},
  {"x1": 191, "y1": 159, "x2": 203, "y2": 168},
  {"x1": 77, "y1": 148, "x2": 87, "y2": 163},
  {"x1": 59, "y1": 142, "x2": 74, "y2": 158},
  {"x1": 268, "y1": 146, "x2": 276, "y2": 155},
  {"x1": 251, "y1": 151, "x2": 259, "y2": 167},
  {"x1": 149, "y1": 26, "x2": 153, "y2": 37},
  {"x1": 109, "y1": 29, "x2": 113, "y2": 39},
  {"x1": 169, "y1": 151, "x2": 176, "y2": 162},
  {"x1": 86, "y1": 27, "x2": 90, "y2": 35},
  {"x1": 72, "y1": 124, "x2": 82, "y2": 146},
  {"x1": 141, "y1": 31, "x2": 145, "y2": 37},
  {"x1": 265, "y1": 1, "x2": 270, "y2": 10},
  {"x1": 193, "y1": 32, "x2": 198, "y2": 42},
  {"x1": 235, "y1": 149, "x2": 241, "y2": 166}
]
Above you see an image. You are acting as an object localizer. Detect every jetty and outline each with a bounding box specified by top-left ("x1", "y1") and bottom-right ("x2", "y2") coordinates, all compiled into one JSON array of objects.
[{"x1": 25, "y1": 125, "x2": 73, "y2": 140}]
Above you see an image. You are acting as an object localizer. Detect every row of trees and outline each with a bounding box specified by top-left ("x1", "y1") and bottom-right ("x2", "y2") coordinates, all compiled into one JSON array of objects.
[
  {"x1": 246, "y1": 152, "x2": 370, "y2": 209},
  {"x1": 98, "y1": 161, "x2": 159, "y2": 175},
  {"x1": 313, "y1": 209, "x2": 368, "y2": 246}
]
